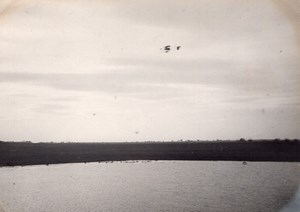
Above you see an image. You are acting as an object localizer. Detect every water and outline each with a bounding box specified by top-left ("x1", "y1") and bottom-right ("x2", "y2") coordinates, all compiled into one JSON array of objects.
[{"x1": 0, "y1": 161, "x2": 299, "y2": 212}]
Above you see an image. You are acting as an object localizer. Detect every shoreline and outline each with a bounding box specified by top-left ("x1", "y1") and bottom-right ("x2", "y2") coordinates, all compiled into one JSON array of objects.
[{"x1": 1, "y1": 140, "x2": 299, "y2": 167}]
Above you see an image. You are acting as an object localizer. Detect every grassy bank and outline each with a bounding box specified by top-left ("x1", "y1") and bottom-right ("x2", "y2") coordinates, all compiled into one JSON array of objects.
[{"x1": 0, "y1": 140, "x2": 299, "y2": 167}]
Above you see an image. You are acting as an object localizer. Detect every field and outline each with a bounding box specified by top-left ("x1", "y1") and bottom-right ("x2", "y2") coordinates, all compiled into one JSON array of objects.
[{"x1": 0, "y1": 140, "x2": 299, "y2": 167}]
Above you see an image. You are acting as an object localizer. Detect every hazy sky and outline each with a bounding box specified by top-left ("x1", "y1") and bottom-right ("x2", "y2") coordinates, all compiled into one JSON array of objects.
[{"x1": 0, "y1": 0, "x2": 299, "y2": 142}]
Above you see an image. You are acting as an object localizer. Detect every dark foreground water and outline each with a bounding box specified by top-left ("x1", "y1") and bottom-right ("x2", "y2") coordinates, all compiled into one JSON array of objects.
[{"x1": 0, "y1": 161, "x2": 299, "y2": 212}]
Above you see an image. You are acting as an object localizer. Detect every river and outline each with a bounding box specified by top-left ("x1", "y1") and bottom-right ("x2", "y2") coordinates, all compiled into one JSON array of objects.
[{"x1": 0, "y1": 161, "x2": 299, "y2": 212}]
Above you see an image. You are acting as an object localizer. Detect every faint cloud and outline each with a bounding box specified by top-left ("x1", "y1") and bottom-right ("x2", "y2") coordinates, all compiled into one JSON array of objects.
[
  {"x1": 50, "y1": 96, "x2": 80, "y2": 102},
  {"x1": 34, "y1": 103, "x2": 70, "y2": 115}
]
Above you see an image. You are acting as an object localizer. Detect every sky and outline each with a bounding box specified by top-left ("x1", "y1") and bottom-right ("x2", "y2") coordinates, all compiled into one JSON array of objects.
[{"x1": 0, "y1": 0, "x2": 299, "y2": 142}]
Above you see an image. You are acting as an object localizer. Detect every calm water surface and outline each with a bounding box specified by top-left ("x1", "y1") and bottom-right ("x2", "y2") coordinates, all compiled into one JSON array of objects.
[{"x1": 0, "y1": 161, "x2": 299, "y2": 212}]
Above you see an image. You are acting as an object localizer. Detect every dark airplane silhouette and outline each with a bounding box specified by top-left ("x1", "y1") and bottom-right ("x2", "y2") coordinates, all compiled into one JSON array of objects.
[
  {"x1": 164, "y1": 45, "x2": 171, "y2": 53},
  {"x1": 163, "y1": 45, "x2": 181, "y2": 53}
]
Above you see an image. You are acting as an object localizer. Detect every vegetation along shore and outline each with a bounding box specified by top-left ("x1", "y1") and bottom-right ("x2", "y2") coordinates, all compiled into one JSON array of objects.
[{"x1": 0, "y1": 139, "x2": 299, "y2": 167}]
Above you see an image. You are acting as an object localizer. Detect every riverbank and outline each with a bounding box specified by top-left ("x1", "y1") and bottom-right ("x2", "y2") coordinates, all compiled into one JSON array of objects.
[{"x1": 0, "y1": 140, "x2": 299, "y2": 167}]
